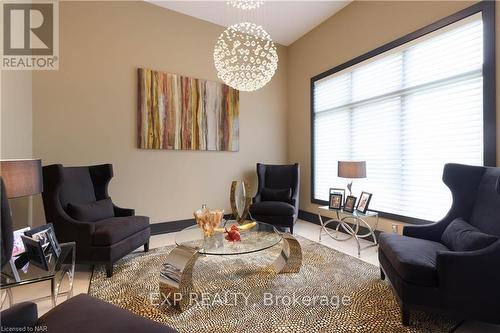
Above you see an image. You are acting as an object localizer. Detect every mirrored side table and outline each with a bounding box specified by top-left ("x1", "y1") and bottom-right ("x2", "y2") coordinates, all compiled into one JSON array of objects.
[
  {"x1": 1, "y1": 242, "x2": 76, "y2": 308},
  {"x1": 317, "y1": 206, "x2": 379, "y2": 257}
]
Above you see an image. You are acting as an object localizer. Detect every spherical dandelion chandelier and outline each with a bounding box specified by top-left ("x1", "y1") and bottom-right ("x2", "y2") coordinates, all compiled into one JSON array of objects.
[
  {"x1": 213, "y1": 22, "x2": 278, "y2": 92},
  {"x1": 227, "y1": 0, "x2": 264, "y2": 10}
]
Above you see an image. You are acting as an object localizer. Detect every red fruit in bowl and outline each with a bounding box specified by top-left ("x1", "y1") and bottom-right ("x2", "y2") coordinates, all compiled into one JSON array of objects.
[{"x1": 225, "y1": 226, "x2": 241, "y2": 242}]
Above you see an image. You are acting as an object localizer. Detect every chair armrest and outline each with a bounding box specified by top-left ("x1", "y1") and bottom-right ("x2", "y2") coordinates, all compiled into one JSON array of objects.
[
  {"x1": 0, "y1": 302, "x2": 38, "y2": 329},
  {"x1": 403, "y1": 218, "x2": 452, "y2": 242},
  {"x1": 52, "y1": 204, "x2": 96, "y2": 236},
  {"x1": 61, "y1": 218, "x2": 95, "y2": 237},
  {"x1": 436, "y1": 240, "x2": 500, "y2": 305},
  {"x1": 113, "y1": 205, "x2": 135, "y2": 217},
  {"x1": 47, "y1": 205, "x2": 95, "y2": 257},
  {"x1": 290, "y1": 189, "x2": 299, "y2": 209},
  {"x1": 252, "y1": 194, "x2": 262, "y2": 204}
]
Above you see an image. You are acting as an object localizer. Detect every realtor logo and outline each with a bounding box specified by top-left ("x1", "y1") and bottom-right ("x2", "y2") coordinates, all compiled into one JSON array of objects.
[{"x1": 1, "y1": 1, "x2": 59, "y2": 70}]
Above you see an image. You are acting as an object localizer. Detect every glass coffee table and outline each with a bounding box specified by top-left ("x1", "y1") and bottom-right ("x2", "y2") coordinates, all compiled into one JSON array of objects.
[{"x1": 159, "y1": 221, "x2": 302, "y2": 310}]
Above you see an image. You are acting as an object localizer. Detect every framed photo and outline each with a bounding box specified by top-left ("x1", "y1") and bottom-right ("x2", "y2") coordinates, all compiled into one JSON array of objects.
[
  {"x1": 344, "y1": 196, "x2": 357, "y2": 213},
  {"x1": 46, "y1": 225, "x2": 61, "y2": 257},
  {"x1": 12, "y1": 227, "x2": 30, "y2": 257},
  {"x1": 25, "y1": 224, "x2": 61, "y2": 258},
  {"x1": 329, "y1": 188, "x2": 346, "y2": 205},
  {"x1": 21, "y1": 235, "x2": 49, "y2": 270},
  {"x1": 329, "y1": 193, "x2": 343, "y2": 210},
  {"x1": 356, "y1": 192, "x2": 373, "y2": 214}
]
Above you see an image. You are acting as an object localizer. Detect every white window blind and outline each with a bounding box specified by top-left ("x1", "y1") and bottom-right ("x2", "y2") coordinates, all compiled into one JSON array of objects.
[{"x1": 313, "y1": 14, "x2": 484, "y2": 221}]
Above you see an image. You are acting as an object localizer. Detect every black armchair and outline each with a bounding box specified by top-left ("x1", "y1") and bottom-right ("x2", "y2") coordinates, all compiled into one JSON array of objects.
[
  {"x1": 379, "y1": 163, "x2": 500, "y2": 325},
  {"x1": 42, "y1": 164, "x2": 150, "y2": 277},
  {"x1": 249, "y1": 163, "x2": 300, "y2": 233},
  {"x1": 0, "y1": 177, "x2": 14, "y2": 269},
  {"x1": 0, "y1": 294, "x2": 177, "y2": 333}
]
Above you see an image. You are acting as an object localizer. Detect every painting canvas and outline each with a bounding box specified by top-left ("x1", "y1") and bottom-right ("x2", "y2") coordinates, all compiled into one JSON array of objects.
[{"x1": 138, "y1": 68, "x2": 239, "y2": 151}]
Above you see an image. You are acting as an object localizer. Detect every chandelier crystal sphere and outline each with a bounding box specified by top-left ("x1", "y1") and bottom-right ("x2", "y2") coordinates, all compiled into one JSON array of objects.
[
  {"x1": 227, "y1": 0, "x2": 264, "y2": 10},
  {"x1": 213, "y1": 22, "x2": 278, "y2": 92}
]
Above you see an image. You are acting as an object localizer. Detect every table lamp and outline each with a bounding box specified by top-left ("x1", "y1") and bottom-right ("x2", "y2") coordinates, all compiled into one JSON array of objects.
[
  {"x1": 0, "y1": 159, "x2": 43, "y2": 225},
  {"x1": 338, "y1": 161, "x2": 366, "y2": 196}
]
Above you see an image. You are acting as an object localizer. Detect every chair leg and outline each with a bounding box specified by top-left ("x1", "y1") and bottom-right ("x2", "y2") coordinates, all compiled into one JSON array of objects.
[
  {"x1": 106, "y1": 263, "x2": 113, "y2": 278},
  {"x1": 380, "y1": 268, "x2": 385, "y2": 280},
  {"x1": 401, "y1": 303, "x2": 410, "y2": 326},
  {"x1": 289, "y1": 225, "x2": 294, "y2": 234},
  {"x1": 144, "y1": 242, "x2": 149, "y2": 252}
]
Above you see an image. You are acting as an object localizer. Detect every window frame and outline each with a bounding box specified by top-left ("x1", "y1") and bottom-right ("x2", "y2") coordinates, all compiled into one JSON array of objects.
[{"x1": 310, "y1": 1, "x2": 496, "y2": 225}]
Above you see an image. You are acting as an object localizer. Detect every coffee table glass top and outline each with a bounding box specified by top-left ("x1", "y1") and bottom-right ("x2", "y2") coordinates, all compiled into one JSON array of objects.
[{"x1": 175, "y1": 221, "x2": 282, "y2": 255}]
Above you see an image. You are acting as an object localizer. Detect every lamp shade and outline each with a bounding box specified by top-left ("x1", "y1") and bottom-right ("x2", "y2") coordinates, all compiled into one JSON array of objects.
[
  {"x1": 338, "y1": 161, "x2": 366, "y2": 179},
  {"x1": 0, "y1": 159, "x2": 43, "y2": 198}
]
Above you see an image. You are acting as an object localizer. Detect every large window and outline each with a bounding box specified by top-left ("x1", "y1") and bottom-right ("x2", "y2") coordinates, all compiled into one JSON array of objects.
[{"x1": 312, "y1": 4, "x2": 496, "y2": 223}]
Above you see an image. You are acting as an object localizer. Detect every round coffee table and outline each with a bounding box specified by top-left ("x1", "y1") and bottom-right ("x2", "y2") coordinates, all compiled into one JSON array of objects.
[{"x1": 159, "y1": 221, "x2": 302, "y2": 310}]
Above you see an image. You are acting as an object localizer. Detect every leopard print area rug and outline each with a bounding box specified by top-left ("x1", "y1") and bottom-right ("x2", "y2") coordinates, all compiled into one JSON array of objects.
[{"x1": 89, "y1": 236, "x2": 457, "y2": 333}]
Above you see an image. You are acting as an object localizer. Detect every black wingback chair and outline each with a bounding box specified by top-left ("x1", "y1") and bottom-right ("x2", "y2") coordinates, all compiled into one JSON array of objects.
[
  {"x1": 42, "y1": 164, "x2": 150, "y2": 277},
  {"x1": 0, "y1": 177, "x2": 14, "y2": 269},
  {"x1": 249, "y1": 163, "x2": 300, "y2": 233},
  {"x1": 379, "y1": 163, "x2": 500, "y2": 326}
]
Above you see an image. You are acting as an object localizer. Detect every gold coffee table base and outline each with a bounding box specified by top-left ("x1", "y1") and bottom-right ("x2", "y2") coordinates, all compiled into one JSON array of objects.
[
  {"x1": 159, "y1": 233, "x2": 302, "y2": 310},
  {"x1": 159, "y1": 245, "x2": 199, "y2": 310},
  {"x1": 273, "y1": 233, "x2": 302, "y2": 274}
]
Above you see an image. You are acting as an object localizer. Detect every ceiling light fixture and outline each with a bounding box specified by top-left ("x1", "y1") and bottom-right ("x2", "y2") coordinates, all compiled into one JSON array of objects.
[
  {"x1": 227, "y1": 0, "x2": 264, "y2": 10},
  {"x1": 213, "y1": 22, "x2": 278, "y2": 92}
]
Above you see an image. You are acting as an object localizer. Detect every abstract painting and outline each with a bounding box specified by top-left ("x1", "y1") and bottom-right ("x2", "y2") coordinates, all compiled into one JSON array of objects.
[{"x1": 138, "y1": 68, "x2": 239, "y2": 151}]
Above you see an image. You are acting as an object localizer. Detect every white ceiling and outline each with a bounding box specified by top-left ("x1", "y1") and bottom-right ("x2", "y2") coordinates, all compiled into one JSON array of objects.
[{"x1": 149, "y1": 1, "x2": 351, "y2": 46}]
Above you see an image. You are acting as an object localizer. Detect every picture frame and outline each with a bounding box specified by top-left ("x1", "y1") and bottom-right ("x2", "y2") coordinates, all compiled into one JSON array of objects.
[
  {"x1": 328, "y1": 193, "x2": 343, "y2": 210},
  {"x1": 20, "y1": 235, "x2": 49, "y2": 270},
  {"x1": 329, "y1": 188, "x2": 346, "y2": 205},
  {"x1": 12, "y1": 227, "x2": 30, "y2": 257},
  {"x1": 344, "y1": 196, "x2": 357, "y2": 213},
  {"x1": 24, "y1": 223, "x2": 61, "y2": 258},
  {"x1": 46, "y1": 224, "x2": 61, "y2": 257},
  {"x1": 356, "y1": 192, "x2": 373, "y2": 214}
]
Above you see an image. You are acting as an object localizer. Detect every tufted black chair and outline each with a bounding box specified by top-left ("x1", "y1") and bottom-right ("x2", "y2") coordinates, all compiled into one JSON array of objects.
[
  {"x1": 249, "y1": 163, "x2": 300, "y2": 234},
  {"x1": 42, "y1": 164, "x2": 150, "y2": 277},
  {"x1": 379, "y1": 163, "x2": 500, "y2": 325}
]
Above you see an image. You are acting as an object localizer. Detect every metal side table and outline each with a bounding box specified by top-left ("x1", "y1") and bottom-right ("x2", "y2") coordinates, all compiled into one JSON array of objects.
[
  {"x1": 317, "y1": 206, "x2": 379, "y2": 257},
  {"x1": 1, "y1": 242, "x2": 76, "y2": 308}
]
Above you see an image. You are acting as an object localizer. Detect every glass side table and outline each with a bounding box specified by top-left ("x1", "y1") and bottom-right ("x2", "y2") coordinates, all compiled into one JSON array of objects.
[
  {"x1": 1, "y1": 242, "x2": 76, "y2": 308},
  {"x1": 317, "y1": 206, "x2": 379, "y2": 257}
]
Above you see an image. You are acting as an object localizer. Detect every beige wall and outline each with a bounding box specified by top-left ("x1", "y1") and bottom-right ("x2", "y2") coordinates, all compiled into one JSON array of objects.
[
  {"x1": 5, "y1": 1, "x2": 499, "y2": 229},
  {"x1": 31, "y1": 1, "x2": 288, "y2": 224},
  {"x1": 286, "y1": 1, "x2": 499, "y2": 232},
  {"x1": 1, "y1": 71, "x2": 33, "y2": 228},
  {"x1": 1, "y1": 72, "x2": 32, "y2": 159}
]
